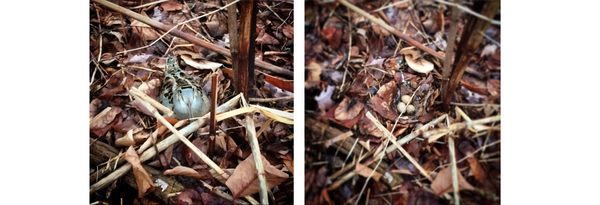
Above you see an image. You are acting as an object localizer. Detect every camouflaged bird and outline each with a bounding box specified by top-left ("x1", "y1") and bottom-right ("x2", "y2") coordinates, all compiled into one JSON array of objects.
[{"x1": 159, "y1": 55, "x2": 210, "y2": 119}]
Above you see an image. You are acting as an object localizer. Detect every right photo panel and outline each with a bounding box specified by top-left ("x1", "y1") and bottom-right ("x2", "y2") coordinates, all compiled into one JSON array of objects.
[{"x1": 304, "y1": 0, "x2": 500, "y2": 204}]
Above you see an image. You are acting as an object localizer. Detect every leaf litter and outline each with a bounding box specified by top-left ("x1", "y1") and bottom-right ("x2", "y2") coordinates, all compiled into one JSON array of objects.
[
  {"x1": 90, "y1": 0, "x2": 294, "y2": 204},
  {"x1": 306, "y1": 0, "x2": 500, "y2": 204}
]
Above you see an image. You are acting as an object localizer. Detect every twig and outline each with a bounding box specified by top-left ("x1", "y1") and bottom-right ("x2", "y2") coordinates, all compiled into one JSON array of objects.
[
  {"x1": 448, "y1": 137, "x2": 460, "y2": 205},
  {"x1": 241, "y1": 96, "x2": 268, "y2": 204},
  {"x1": 90, "y1": 93, "x2": 242, "y2": 194},
  {"x1": 370, "y1": 0, "x2": 410, "y2": 13},
  {"x1": 441, "y1": 0, "x2": 462, "y2": 101},
  {"x1": 130, "y1": 88, "x2": 229, "y2": 179},
  {"x1": 119, "y1": 0, "x2": 239, "y2": 55},
  {"x1": 199, "y1": 180, "x2": 249, "y2": 205},
  {"x1": 422, "y1": 115, "x2": 500, "y2": 139},
  {"x1": 91, "y1": 0, "x2": 293, "y2": 78},
  {"x1": 336, "y1": 0, "x2": 445, "y2": 62},
  {"x1": 434, "y1": 0, "x2": 500, "y2": 25},
  {"x1": 130, "y1": 0, "x2": 168, "y2": 9},
  {"x1": 248, "y1": 95, "x2": 293, "y2": 102}
]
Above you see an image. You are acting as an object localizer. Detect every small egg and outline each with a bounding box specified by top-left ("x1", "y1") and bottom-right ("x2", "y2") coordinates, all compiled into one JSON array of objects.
[
  {"x1": 407, "y1": 105, "x2": 416, "y2": 114},
  {"x1": 397, "y1": 102, "x2": 407, "y2": 113},
  {"x1": 401, "y1": 95, "x2": 411, "y2": 104}
]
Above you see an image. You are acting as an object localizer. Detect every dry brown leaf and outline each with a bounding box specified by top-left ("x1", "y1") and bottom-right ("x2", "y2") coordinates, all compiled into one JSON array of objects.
[
  {"x1": 401, "y1": 49, "x2": 434, "y2": 74},
  {"x1": 164, "y1": 166, "x2": 203, "y2": 179},
  {"x1": 90, "y1": 107, "x2": 122, "y2": 130},
  {"x1": 160, "y1": 0, "x2": 182, "y2": 11},
  {"x1": 283, "y1": 24, "x2": 294, "y2": 39},
  {"x1": 431, "y1": 166, "x2": 474, "y2": 196},
  {"x1": 225, "y1": 153, "x2": 289, "y2": 198},
  {"x1": 89, "y1": 98, "x2": 103, "y2": 120},
  {"x1": 137, "y1": 79, "x2": 161, "y2": 100},
  {"x1": 355, "y1": 163, "x2": 382, "y2": 182},
  {"x1": 334, "y1": 97, "x2": 365, "y2": 121},
  {"x1": 123, "y1": 146, "x2": 155, "y2": 198},
  {"x1": 115, "y1": 130, "x2": 135, "y2": 147},
  {"x1": 321, "y1": 27, "x2": 342, "y2": 49},
  {"x1": 256, "y1": 32, "x2": 280, "y2": 45},
  {"x1": 180, "y1": 55, "x2": 223, "y2": 71}
]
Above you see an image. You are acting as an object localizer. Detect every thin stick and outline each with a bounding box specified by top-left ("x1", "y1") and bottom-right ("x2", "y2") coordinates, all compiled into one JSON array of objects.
[
  {"x1": 241, "y1": 96, "x2": 268, "y2": 204},
  {"x1": 434, "y1": 0, "x2": 500, "y2": 25},
  {"x1": 129, "y1": 88, "x2": 174, "y2": 117},
  {"x1": 337, "y1": 0, "x2": 444, "y2": 62},
  {"x1": 440, "y1": 0, "x2": 462, "y2": 101},
  {"x1": 448, "y1": 137, "x2": 460, "y2": 205},
  {"x1": 249, "y1": 95, "x2": 293, "y2": 102},
  {"x1": 366, "y1": 112, "x2": 432, "y2": 181},
  {"x1": 131, "y1": 88, "x2": 229, "y2": 179},
  {"x1": 422, "y1": 115, "x2": 501, "y2": 138}
]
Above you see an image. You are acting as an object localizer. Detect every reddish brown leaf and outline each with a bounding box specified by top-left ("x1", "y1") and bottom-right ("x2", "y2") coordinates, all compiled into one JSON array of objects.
[
  {"x1": 256, "y1": 32, "x2": 280, "y2": 45},
  {"x1": 431, "y1": 166, "x2": 474, "y2": 196},
  {"x1": 89, "y1": 98, "x2": 103, "y2": 120},
  {"x1": 369, "y1": 96, "x2": 398, "y2": 121},
  {"x1": 160, "y1": 0, "x2": 182, "y2": 11},
  {"x1": 175, "y1": 188, "x2": 201, "y2": 205},
  {"x1": 225, "y1": 154, "x2": 289, "y2": 198},
  {"x1": 334, "y1": 97, "x2": 365, "y2": 121},
  {"x1": 123, "y1": 146, "x2": 155, "y2": 198},
  {"x1": 164, "y1": 166, "x2": 203, "y2": 179},
  {"x1": 321, "y1": 27, "x2": 342, "y2": 49},
  {"x1": 90, "y1": 107, "x2": 122, "y2": 136}
]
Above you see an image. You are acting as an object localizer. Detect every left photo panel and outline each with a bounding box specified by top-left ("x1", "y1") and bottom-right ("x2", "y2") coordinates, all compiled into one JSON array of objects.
[{"x1": 89, "y1": 0, "x2": 294, "y2": 204}]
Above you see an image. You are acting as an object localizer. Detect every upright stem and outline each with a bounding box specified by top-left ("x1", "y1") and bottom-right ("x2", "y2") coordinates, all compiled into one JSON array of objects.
[
  {"x1": 440, "y1": 0, "x2": 463, "y2": 101},
  {"x1": 236, "y1": 0, "x2": 258, "y2": 99},
  {"x1": 442, "y1": 0, "x2": 499, "y2": 110}
]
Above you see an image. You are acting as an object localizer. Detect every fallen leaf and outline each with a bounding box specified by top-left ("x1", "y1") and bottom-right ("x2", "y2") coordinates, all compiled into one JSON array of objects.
[
  {"x1": 355, "y1": 163, "x2": 382, "y2": 182},
  {"x1": 123, "y1": 146, "x2": 155, "y2": 198},
  {"x1": 321, "y1": 27, "x2": 342, "y2": 49},
  {"x1": 431, "y1": 166, "x2": 474, "y2": 196},
  {"x1": 137, "y1": 79, "x2": 161, "y2": 100},
  {"x1": 90, "y1": 107, "x2": 122, "y2": 132},
  {"x1": 89, "y1": 98, "x2": 103, "y2": 120},
  {"x1": 164, "y1": 166, "x2": 203, "y2": 179},
  {"x1": 334, "y1": 97, "x2": 365, "y2": 121},
  {"x1": 160, "y1": 0, "x2": 182, "y2": 11},
  {"x1": 401, "y1": 49, "x2": 434, "y2": 74},
  {"x1": 256, "y1": 32, "x2": 280, "y2": 45},
  {"x1": 180, "y1": 55, "x2": 223, "y2": 71},
  {"x1": 225, "y1": 154, "x2": 289, "y2": 198}
]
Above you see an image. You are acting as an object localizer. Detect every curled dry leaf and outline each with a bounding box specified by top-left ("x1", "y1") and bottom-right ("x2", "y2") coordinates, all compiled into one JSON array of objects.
[
  {"x1": 225, "y1": 153, "x2": 289, "y2": 198},
  {"x1": 90, "y1": 107, "x2": 122, "y2": 130},
  {"x1": 123, "y1": 146, "x2": 155, "y2": 198},
  {"x1": 164, "y1": 166, "x2": 203, "y2": 179},
  {"x1": 137, "y1": 79, "x2": 161, "y2": 100},
  {"x1": 401, "y1": 49, "x2": 434, "y2": 74},
  {"x1": 115, "y1": 129, "x2": 135, "y2": 147},
  {"x1": 430, "y1": 166, "x2": 474, "y2": 196},
  {"x1": 334, "y1": 97, "x2": 365, "y2": 121},
  {"x1": 180, "y1": 55, "x2": 223, "y2": 71},
  {"x1": 89, "y1": 98, "x2": 103, "y2": 120}
]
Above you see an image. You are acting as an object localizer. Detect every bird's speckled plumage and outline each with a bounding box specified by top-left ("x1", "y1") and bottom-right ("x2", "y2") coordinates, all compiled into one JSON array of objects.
[{"x1": 159, "y1": 55, "x2": 210, "y2": 119}]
